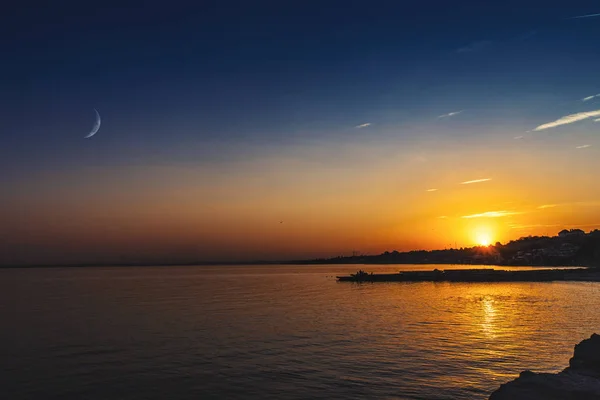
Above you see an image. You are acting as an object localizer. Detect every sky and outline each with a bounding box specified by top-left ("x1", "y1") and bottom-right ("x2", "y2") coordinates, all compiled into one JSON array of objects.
[{"x1": 2, "y1": 0, "x2": 600, "y2": 265}]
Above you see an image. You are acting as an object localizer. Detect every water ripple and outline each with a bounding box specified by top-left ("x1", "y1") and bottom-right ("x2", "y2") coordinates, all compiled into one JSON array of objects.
[{"x1": 1, "y1": 265, "x2": 599, "y2": 399}]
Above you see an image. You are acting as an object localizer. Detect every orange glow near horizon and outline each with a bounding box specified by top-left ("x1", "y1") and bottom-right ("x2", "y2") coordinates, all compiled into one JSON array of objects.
[
  {"x1": 475, "y1": 230, "x2": 493, "y2": 247},
  {"x1": 2, "y1": 136, "x2": 600, "y2": 265}
]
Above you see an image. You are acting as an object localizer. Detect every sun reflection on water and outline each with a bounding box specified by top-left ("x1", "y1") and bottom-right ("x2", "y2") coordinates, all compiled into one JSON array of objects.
[{"x1": 480, "y1": 295, "x2": 497, "y2": 339}]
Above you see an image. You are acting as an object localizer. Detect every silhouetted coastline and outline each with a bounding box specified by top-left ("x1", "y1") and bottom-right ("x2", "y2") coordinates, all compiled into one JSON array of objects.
[
  {"x1": 3, "y1": 229, "x2": 599, "y2": 269},
  {"x1": 295, "y1": 229, "x2": 600, "y2": 268}
]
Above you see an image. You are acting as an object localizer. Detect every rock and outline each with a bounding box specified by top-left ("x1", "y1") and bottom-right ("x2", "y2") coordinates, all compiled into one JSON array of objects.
[
  {"x1": 567, "y1": 333, "x2": 600, "y2": 377},
  {"x1": 519, "y1": 370, "x2": 536, "y2": 378},
  {"x1": 489, "y1": 334, "x2": 600, "y2": 399}
]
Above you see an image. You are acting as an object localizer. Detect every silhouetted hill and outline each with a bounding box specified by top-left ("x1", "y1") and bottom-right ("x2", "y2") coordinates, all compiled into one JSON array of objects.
[{"x1": 295, "y1": 229, "x2": 600, "y2": 267}]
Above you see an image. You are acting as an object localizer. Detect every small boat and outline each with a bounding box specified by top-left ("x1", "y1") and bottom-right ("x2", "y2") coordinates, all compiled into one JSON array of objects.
[{"x1": 336, "y1": 270, "x2": 373, "y2": 282}]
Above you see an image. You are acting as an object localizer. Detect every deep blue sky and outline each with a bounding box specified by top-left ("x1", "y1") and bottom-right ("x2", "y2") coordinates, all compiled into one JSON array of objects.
[
  {"x1": 4, "y1": 1, "x2": 600, "y2": 160},
  {"x1": 2, "y1": 1, "x2": 600, "y2": 264}
]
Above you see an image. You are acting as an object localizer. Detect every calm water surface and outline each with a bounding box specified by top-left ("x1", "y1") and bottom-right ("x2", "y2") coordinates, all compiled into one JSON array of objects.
[{"x1": 1, "y1": 264, "x2": 599, "y2": 399}]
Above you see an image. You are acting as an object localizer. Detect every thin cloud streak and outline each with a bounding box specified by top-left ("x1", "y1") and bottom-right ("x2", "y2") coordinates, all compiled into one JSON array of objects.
[
  {"x1": 572, "y1": 223, "x2": 600, "y2": 228},
  {"x1": 437, "y1": 110, "x2": 463, "y2": 119},
  {"x1": 509, "y1": 223, "x2": 561, "y2": 230},
  {"x1": 426, "y1": 188, "x2": 438, "y2": 192},
  {"x1": 460, "y1": 178, "x2": 491, "y2": 185},
  {"x1": 572, "y1": 201, "x2": 600, "y2": 207},
  {"x1": 516, "y1": 30, "x2": 537, "y2": 41},
  {"x1": 355, "y1": 123, "x2": 371, "y2": 129},
  {"x1": 570, "y1": 13, "x2": 600, "y2": 19},
  {"x1": 533, "y1": 109, "x2": 600, "y2": 131},
  {"x1": 582, "y1": 94, "x2": 600, "y2": 101},
  {"x1": 514, "y1": 136, "x2": 524, "y2": 139},
  {"x1": 595, "y1": 118, "x2": 600, "y2": 122},
  {"x1": 457, "y1": 40, "x2": 491, "y2": 53},
  {"x1": 536, "y1": 201, "x2": 600, "y2": 209},
  {"x1": 462, "y1": 210, "x2": 522, "y2": 219},
  {"x1": 576, "y1": 144, "x2": 592, "y2": 149}
]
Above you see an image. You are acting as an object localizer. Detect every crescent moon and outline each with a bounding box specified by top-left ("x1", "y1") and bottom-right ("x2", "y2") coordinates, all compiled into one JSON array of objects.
[{"x1": 85, "y1": 108, "x2": 101, "y2": 138}]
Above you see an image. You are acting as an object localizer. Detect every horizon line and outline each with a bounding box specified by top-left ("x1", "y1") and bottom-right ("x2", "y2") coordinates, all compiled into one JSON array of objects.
[{"x1": 3, "y1": 228, "x2": 597, "y2": 268}]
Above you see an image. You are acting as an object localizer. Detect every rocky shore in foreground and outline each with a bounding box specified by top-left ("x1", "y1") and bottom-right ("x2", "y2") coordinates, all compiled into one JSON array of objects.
[{"x1": 489, "y1": 333, "x2": 600, "y2": 399}]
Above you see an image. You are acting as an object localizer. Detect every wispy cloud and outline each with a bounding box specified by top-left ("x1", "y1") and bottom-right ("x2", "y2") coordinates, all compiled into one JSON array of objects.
[
  {"x1": 438, "y1": 216, "x2": 448, "y2": 219},
  {"x1": 595, "y1": 118, "x2": 600, "y2": 122},
  {"x1": 355, "y1": 123, "x2": 371, "y2": 129},
  {"x1": 460, "y1": 178, "x2": 492, "y2": 185},
  {"x1": 582, "y1": 94, "x2": 600, "y2": 101},
  {"x1": 573, "y1": 201, "x2": 600, "y2": 207},
  {"x1": 514, "y1": 136, "x2": 524, "y2": 140},
  {"x1": 576, "y1": 144, "x2": 592, "y2": 149},
  {"x1": 572, "y1": 223, "x2": 600, "y2": 228},
  {"x1": 457, "y1": 40, "x2": 491, "y2": 53},
  {"x1": 426, "y1": 188, "x2": 438, "y2": 192},
  {"x1": 509, "y1": 223, "x2": 561, "y2": 230},
  {"x1": 516, "y1": 30, "x2": 537, "y2": 41},
  {"x1": 535, "y1": 201, "x2": 600, "y2": 209},
  {"x1": 462, "y1": 210, "x2": 522, "y2": 219},
  {"x1": 532, "y1": 109, "x2": 600, "y2": 131},
  {"x1": 437, "y1": 110, "x2": 463, "y2": 119},
  {"x1": 569, "y1": 12, "x2": 600, "y2": 19}
]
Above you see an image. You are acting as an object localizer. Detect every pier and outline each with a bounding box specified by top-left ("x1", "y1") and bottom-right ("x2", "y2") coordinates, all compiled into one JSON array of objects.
[{"x1": 336, "y1": 267, "x2": 600, "y2": 283}]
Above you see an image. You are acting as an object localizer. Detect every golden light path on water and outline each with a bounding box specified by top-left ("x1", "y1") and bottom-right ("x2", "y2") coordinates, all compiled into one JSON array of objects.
[{"x1": 2, "y1": 264, "x2": 599, "y2": 399}]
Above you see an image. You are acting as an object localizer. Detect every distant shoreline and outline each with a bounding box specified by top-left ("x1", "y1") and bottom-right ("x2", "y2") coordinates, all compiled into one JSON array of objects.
[
  {"x1": 3, "y1": 229, "x2": 599, "y2": 269},
  {"x1": 0, "y1": 262, "x2": 593, "y2": 269}
]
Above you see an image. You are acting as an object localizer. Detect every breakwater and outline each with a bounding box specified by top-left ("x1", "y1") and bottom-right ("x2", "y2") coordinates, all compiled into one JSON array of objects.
[{"x1": 337, "y1": 267, "x2": 600, "y2": 282}]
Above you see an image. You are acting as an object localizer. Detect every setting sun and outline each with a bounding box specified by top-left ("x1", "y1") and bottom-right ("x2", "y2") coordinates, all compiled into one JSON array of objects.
[
  {"x1": 477, "y1": 234, "x2": 492, "y2": 246},
  {"x1": 473, "y1": 227, "x2": 494, "y2": 246}
]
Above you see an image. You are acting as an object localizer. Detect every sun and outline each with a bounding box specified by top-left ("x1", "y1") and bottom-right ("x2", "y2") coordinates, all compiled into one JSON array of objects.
[
  {"x1": 471, "y1": 225, "x2": 495, "y2": 246},
  {"x1": 476, "y1": 232, "x2": 492, "y2": 246}
]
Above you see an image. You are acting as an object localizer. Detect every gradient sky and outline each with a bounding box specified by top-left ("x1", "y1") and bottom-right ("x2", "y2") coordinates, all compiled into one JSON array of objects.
[{"x1": 2, "y1": 1, "x2": 600, "y2": 265}]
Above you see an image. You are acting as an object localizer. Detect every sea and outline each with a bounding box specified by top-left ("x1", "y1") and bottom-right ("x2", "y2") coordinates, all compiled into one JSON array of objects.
[{"x1": 1, "y1": 264, "x2": 599, "y2": 400}]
